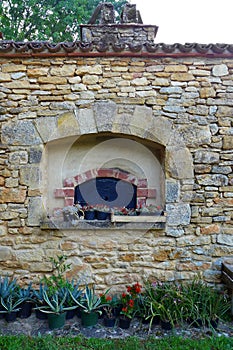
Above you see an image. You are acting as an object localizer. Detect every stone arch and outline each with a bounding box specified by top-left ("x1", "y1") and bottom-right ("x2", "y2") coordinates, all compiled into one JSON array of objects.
[
  {"x1": 42, "y1": 101, "x2": 194, "y2": 228},
  {"x1": 37, "y1": 101, "x2": 193, "y2": 181}
]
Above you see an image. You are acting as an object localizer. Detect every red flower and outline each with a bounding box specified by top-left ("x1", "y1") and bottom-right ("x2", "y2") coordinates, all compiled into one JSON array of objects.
[
  {"x1": 122, "y1": 307, "x2": 128, "y2": 313},
  {"x1": 127, "y1": 286, "x2": 132, "y2": 293},
  {"x1": 134, "y1": 282, "x2": 142, "y2": 294},
  {"x1": 129, "y1": 299, "x2": 134, "y2": 308},
  {"x1": 106, "y1": 295, "x2": 112, "y2": 301},
  {"x1": 122, "y1": 292, "x2": 127, "y2": 298}
]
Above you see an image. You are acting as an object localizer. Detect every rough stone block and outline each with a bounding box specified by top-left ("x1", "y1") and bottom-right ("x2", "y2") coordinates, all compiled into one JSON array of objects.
[
  {"x1": 212, "y1": 64, "x2": 228, "y2": 76},
  {"x1": 2, "y1": 121, "x2": 42, "y2": 146},
  {"x1": 0, "y1": 188, "x2": 26, "y2": 204},
  {"x1": 166, "y1": 147, "x2": 194, "y2": 179},
  {"x1": 200, "y1": 224, "x2": 220, "y2": 235},
  {"x1": 29, "y1": 147, "x2": 43, "y2": 164},
  {"x1": 27, "y1": 197, "x2": 43, "y2": 226},
  {"x1": 0, "y1": 247, "x2": 12, "y2": 261},
  {"x1": 217, "y1": 234, "x2": 233, "y2": 246},
  {"x1": 194, "y1": 150, "x2": 219, "y2": 164},
  {"x1": 20, "y1": 165, "x2": 41, "y2": 188},
  {"x1": 50, "y1": 65, "x2": 76, "y2": 76},
  {"x1": 196, "y1": 174, "x2": 228, "y2": 186},
  {"x1": 94, "y1": 100, "x2": 117, "y2": 131},
  {"x1": 166, "y1": 180, "x2": 180, "y2": 203},
  {"x1": 2, "y1": 64, "x2": 26, "y2": 73},
  {"x1": 171, "y1": 73, "x2": 194, "y2": 81},
  {"x1": 166, "y1": 203, "x2": 191, "y2": 226},
  {"x1": 38, "y1": 76, "x2": 67, "y2": 84},
  {"x1": 223, "y1": 136, "x2": 233, "y2": 149}
]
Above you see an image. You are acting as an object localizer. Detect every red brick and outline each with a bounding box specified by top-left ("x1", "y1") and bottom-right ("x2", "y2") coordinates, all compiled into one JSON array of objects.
[
  {"x1": 138, "y1": 179, "x2": 147, "y2": 188},
  {"x1": 137, "y1": 188, "x2": 148, "y2": 197},
  {"x1": 63, "y1": 188, "x2": 74, "y2": 197}
]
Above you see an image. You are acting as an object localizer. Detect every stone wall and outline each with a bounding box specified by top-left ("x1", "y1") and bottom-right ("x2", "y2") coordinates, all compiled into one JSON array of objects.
[{"x1": 0, "y1": 53, "x2": 232, "y2": 290}]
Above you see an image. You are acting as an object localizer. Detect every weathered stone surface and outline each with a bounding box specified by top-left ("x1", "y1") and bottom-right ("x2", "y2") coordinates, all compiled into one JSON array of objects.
[
  {"x1": 166, "y1": 147, "x2": 194, "y2": 179},
  {"x1": 217, "y1": 234, "x2": 233, "y2": 246},
  {"x1": 20, "y1": 165, "x2": 41, "y2": 188},
  {"x1": 27, "y1": 197, "x2": 43, "y2": 226},
  {"x1": 27, "y1": 67, "x2": 49, "y2": 76},
  {"x1": 9, "y1": 151, "x2": 28, "y2": 164},
  {"x1": 0, "y1": 188, "x2": 26, "y2": 203},
  {"x1": 0, "y1": 73, "x2": 11, "y2": 81},
  {"x1": 35, "y1": 117, "x2": 57, "y2": 142},
  {"x1": 94, "y1": 101, "x2": 117, "y2": 131},
  {"x1": 76, "y1": 108, "x2": 97, "y2": 134},
  {"x1": 223, "y1": 135, "x2": 233, "y2": 149},
  {"x1": 50, "y1": 65, "x2": 76, "y2": 76},
  {"x1": 29, "y1": 146, "x2": 43, "y2": 164},
  {"x1": 38, "y1": 76, "x2": 67, "y2": 84},
  {"x1": 200, "y1": 224, "x2": 220, "y2": 235},
  {"x1": 166, "y1": 180, "x2": 180, "y2": 203},
  {"x1": 57, "y1": 112, "x2": 80, "y2": 138},
  {"x1": 82, "y1": 75, "x2": 99, "y2": 85},
  {"x1": 176, "y1": 124, "x2": 211, "y2": 147},
  {"x1": 2, "y1": 64, "x2": 26, "y2": 73},
  {"x1": 166, "y1": 204, "x2": 191, "y2": 226},
  {"x1": 212, "y1": 165, "x2": 232, "y2": 174},
  {"x1": 0, "y1": 224, "x2": 7, "y2": 236},
  {"x1": 212, "y1": 64, "x2": 228, "y2": 77},
  {"x1": 194, "y1": 150, "x2": 219, "y2": 164},
  {"x1": 76, "y1": 65, "x2": 102, "y2": 75},
  {"x1": 196, "y1": 174, "x2": 228, "y2": 186},
  {"x1": 0, "y1": 247, "x2": 12, "y2": 261},
  {"x1": 200, "y1": 87, "x2": 216, "y2": 98},
  {"x1": 2, "y1": 121, "x2": 42, "y2": 145},
  {"x1": 131, "y1": 77, "x2": 148, "y2": 86},
  {"x1": 216, "y1": 105, "x2": 233, "y2": 117},
  {"x1": 160, "y1": 86, "x2": 182, "y2": 94},
  {"x1": 171, "y1": 73, "x2": 194, "y2": 81},
  {"x1": 165, "y1": 65, "x2": 187, "y2": 72}
]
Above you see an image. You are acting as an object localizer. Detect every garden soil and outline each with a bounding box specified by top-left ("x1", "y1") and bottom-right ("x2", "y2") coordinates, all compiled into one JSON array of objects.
[{"x1": 0, "y1": 313, "x2": 232, "y2": 340}]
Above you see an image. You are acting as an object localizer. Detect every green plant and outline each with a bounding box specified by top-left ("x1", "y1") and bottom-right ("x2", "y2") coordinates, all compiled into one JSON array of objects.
[
  {"x1": 100, "y1": 293, "x2": 120, "y2": 318},
  {"x1": 35, "y1": 289, "x2": 77, "y2": 315},
  {"x1": 62, "y1": 282, "x2": 82, "y2": 308},
  {"x1": 0, "y1": 276, "x2": 17, "y2": 299},
  {"x1": 182, "y1": 278, "x2": 231, "y2": 326},
  {"x1": 33, "y1": 283, "x2": 48, "y2": 307},
  {"x1": 120, "y1": 283, "x2": 142, "y2": 319},
  {"x1": 203, "y1": 288, "x2": 230, "y2": 323},
  {"x1": 0, "y1": 294, "x2": 25, "y2": 313},
  {"x1": 41, "y1": 255, "x2": 72, "y2": 295},
  {"x1": 143, "y1": 281, "x2": 184, "y2": 328},
  {"x1": 70, "y1": 284, "x2": 105, "y2": 314},
  {"x1": 17, "y1": 283, "x2": 34, "y2": 301}
]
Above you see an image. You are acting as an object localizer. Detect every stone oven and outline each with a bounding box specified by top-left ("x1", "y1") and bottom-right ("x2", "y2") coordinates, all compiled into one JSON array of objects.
[{"x1": 0, "y1": 3, "x2": 232, "y2": 289}]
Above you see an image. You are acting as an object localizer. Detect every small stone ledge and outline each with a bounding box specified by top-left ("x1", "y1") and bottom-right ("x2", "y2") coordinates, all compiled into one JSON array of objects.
[{"x1": 40, "y1": 217, "x2": 166, "y2": 230}]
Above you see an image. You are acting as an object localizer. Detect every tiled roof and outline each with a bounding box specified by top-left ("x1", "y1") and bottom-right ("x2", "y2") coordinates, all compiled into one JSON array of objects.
[{"x1": 1, "y1": 41, "x2": 233, "y2": 57}]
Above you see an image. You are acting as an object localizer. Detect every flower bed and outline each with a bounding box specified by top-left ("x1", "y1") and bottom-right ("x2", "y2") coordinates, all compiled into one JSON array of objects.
[{"x1": 0, "y1": 256, "x2": 231, "y2": 332}]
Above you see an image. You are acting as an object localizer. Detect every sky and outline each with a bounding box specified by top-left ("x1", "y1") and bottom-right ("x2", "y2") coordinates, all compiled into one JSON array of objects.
[{"x1": 130, "y1": 0, "x2": 233, "y2": 44}]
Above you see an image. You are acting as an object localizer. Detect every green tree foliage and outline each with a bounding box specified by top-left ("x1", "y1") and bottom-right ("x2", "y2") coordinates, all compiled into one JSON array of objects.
[{"x1": 0, "y1": 0, "x2": 128, "y2": 42}]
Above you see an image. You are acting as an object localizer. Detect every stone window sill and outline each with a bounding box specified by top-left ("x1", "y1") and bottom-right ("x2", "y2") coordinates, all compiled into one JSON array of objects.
[{"x1": 40, "y1": 214, "x2": 166, "y2": 230}]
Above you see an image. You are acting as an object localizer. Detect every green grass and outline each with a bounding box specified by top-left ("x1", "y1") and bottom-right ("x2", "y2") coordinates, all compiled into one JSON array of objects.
[{"x1": 0, "y1": 335, "x2": 232, "y2": 350}]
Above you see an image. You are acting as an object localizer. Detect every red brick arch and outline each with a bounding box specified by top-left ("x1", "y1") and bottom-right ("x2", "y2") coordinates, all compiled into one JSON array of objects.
[{"x1": 54, "y1": 168, "x2": 156, "y2": 207}]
